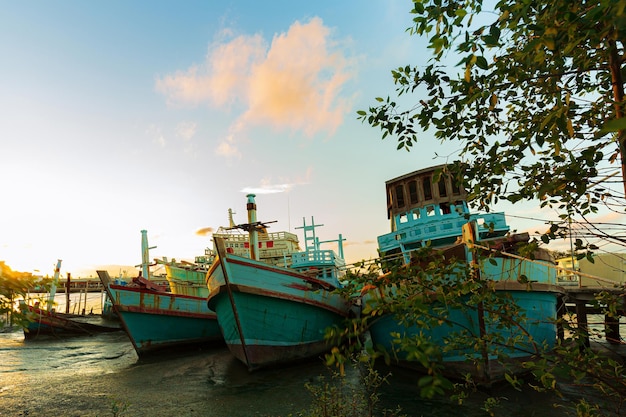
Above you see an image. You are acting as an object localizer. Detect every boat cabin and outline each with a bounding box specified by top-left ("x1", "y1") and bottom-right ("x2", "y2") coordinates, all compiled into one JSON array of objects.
[
  {"x1": 377, "y1": 165, "x2": 510, "y2": 259},
  {"x1": 214, "y1": 228, "x2": 301, "y2": 267}
]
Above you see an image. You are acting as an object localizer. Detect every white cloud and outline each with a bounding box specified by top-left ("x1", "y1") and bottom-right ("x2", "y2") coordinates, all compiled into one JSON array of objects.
[
  {"x1": 176, "y1": 121, "x2": 197, "y2": 141},
  {"x1": 146, "y1": 124, "x2": 166, "y2": 147},
  {"x1": 241, "y1": 169, "x2": 312, "y2": 194},
  {"x1": 155, "y1": 17, "x2": 356, "y2": 157}
]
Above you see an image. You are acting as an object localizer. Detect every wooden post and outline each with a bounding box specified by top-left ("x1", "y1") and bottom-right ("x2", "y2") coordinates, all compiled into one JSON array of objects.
[
  {"x1": 605, "y1": 314, "x2": 621, "y2": 345},
  {"x1": 556, "y1": 296, "x2": 565, "y2": 341},
  {"x1": 65, "y1": 273, "x2": 71, "y2": 314},
  {"x1": 575, "y1": 300, "x2": 590, "y2": 350},
  {"x1": 82, "y1": 287, "x2": 87, "y2": 315},
  {"x1": 76, "y1": 290, "x2": 81, "y2": 314},
  {"x1": 9, "y1": 292, "x2": 14, "y2": 327}
]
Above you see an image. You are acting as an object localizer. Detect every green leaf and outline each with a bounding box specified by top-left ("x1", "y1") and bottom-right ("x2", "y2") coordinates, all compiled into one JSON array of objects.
[
  {"x1": 475, "y1": 56, "x2": 489, "y2": 70},
  {"x1": 599, "y1": 118, "x2": 626, "y2": 134}
]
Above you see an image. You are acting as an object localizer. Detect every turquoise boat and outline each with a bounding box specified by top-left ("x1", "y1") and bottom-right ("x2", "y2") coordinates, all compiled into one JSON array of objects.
[
  {"x1": 363, "y1": 165, "x2": 563, "y2": 384},
  {"x1": 97, "y1": 230, "x2": 222, "y2": 355},
  {"x1": 155, "y1": 248, "x2": 215, "y2": 298},
  {"x1": 207, "y1": 194, "x2": 353, "y2": 371}
]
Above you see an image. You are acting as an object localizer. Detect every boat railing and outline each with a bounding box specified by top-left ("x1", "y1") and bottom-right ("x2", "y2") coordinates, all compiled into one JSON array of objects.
[
  {"x1": 217, "y1": 231, "x2": 299, "y2": 243},
  {"x1": 470, "y1": 212, "x2": 509, "y2": 233},
  {"x1": 292, "y1": 249, "x2": 343, "y2": 268},
  {"x1": 259, "y1": 249, "x2": 296, "y2": 260},
  {"x1": 195, "y1": 255, "x2": 215, "y2": 265},
  {"x1": 379, "y1": 212, "x2": 509, "y2": 252}
]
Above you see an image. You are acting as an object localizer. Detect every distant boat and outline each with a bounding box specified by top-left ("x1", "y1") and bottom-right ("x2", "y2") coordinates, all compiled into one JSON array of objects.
[
  {"x1": 155, "y1": 248, "x2": 215, "y2": 298},
  {"x1": 97, "y1": 230, "x2": 222, "y2": 355},
  {"x1": 22, "y1": 304, "x2": 121, "y2": 338},
  {"x1": 212, "y1": 207, "x2": 303, "y2": 267},
  {"x1": 206, "y1": 194, "x2": 354, "y2": 371},
  {"x1": 23, "y1": 260, "x2": 120, "y2": 338},
  {"x1": 363, "y1": 164, "x2": 563, "y2": 385}
]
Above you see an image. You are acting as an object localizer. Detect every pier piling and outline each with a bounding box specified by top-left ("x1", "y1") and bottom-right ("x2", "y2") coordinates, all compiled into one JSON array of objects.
[{"x1": 562, "y1": 287, "x2": 625, "y2": 348}]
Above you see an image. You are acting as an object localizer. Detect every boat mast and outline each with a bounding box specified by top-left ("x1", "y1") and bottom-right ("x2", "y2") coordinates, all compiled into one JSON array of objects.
[
  {"x1": 319, "y1": 234, "x2": 346, "y2": 259},
  {"x1": 140, "y1": 230, "x2": 156, "y2": 279},
  {"x1": 296, "y1": 217, "x2": 323, "y2": 252},
  {"x1": 228, "y1": 208, "x2": 236, "y2": 228},
  {"x1": 246, "y1": 194, "x2": 259, "y2": 260},
  {"x1": 46, "y1": 259, "x2": 62, "y2": 312}
]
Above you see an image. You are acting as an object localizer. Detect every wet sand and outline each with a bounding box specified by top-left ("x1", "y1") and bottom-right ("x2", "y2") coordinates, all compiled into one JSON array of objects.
[
  {"x1": 0, "y1": 328, "x2": 583, "y2": 417},
  {"x1": 1, "y1": 330, "x2": 332, "y2": 417}
]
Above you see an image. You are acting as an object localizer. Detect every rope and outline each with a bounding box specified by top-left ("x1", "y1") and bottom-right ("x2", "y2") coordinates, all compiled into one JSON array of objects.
[
  {"x1": 472, "y1": 242, "x2": 624, "y2": 287},
  {"x1": 343, "y1": 242, "x2": 624, "y2": 289}
]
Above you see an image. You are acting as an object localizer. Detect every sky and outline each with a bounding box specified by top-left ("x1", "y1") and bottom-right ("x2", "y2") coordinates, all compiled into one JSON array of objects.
[{"x1": 1, "y1": 1, "x2": 623, "y2": 278}]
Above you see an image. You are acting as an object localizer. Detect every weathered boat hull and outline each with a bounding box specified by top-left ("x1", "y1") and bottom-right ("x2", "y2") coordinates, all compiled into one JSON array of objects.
[
  {"x1": 165, "y1": 264, "x2": 207, "y2": 286},
  {"x1": 365, "y1": 256, "x2": 562, "y2": 383},
  {"x1": 157, "y1": 259, "x2": 211, "y2": 297},
  {"x1": 207, "y1": 253, "x2": 351, "y2": 370},
  {"x1": 23, "y1": 305, "x2": 121, "y2": 339},
  {"x1": 103, "y1": 282, "x2": 222, "y2": 355}
]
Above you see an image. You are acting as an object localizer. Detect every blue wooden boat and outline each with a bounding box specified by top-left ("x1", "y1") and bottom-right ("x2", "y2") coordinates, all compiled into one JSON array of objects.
[
  {"x1": 363, "y1": 165, "x2": 563, "y2": 384},
  {"x1": 97, "y1": 230, "x2": 222, "y2": 355},
  {"x1": 206, "y1": 194, "x2": 353, "y2": 370},
  {"x1": 154, "y1": 207, "x2": 302, "y2": 297}
]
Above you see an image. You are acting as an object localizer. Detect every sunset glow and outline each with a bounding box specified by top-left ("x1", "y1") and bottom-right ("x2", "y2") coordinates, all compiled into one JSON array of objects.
[{"x1": 1, "y1": 1, "x2": 623, "y2": 279}]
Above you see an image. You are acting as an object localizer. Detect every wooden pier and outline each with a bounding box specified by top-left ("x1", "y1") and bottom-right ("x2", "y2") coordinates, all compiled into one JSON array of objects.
[
  {"x1": 559, "y1": 284, "x2": 626, "y2": 348},
  {"x1": 28, "y1": 274, "x2": 169, "y2": 293}
]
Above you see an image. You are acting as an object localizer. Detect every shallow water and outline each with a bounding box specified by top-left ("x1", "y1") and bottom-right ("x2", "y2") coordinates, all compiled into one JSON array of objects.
[
  {"x1": 2, "y1": 291, "x2": 616, "y2": 416},
  {"x1": 0, "y1": 325, "x2": 587, "y2": 417},
  {"x1": 3, "y1": 290, "x2": 621, "y2": 416}
]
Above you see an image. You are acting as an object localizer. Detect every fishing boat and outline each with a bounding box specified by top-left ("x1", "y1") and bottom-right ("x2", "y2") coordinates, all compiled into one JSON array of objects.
[
  {"x1": 363, "y1": 165, "x2": 563, "y2": 384},
  {"x1": 22, "y1": 304, "x2": 121, "y2": 338},
  {"x1": 97, "y1": 230, "x2": 222, "y2": 355},
  {"x1": 206, "y1": 194, "x2": 353, "y2": 371},
  {"x1": 154, "y1": 248, "x2": 215, "y2": 297},
  {"x1": 23, "y1": 260, "x2": 120, "y2": 338},
  {"x1": 154, "y1": 207, "x2": 301, "y2": 297},
  {"x1": 212, "y1": 208, "x2": 303, "y2": 267}
]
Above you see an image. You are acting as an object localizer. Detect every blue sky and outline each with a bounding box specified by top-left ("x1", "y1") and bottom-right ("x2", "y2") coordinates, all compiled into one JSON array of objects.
[{"x1": 0, "y1": 1, "x2": 610, "y2": 277}]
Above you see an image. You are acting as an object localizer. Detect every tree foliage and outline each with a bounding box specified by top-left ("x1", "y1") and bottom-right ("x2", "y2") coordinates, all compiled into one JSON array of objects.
[
  {"x1": 358, "y1": 0, "x2": 626, "y2": 248},
  {"x1": 0, "y1": 261, "x2": 42, "y2": 328},
  {"x1": 328, "y1": 254, "x2": 626, "y2": 415},
  {"x1": 346, "y1": 1, "x2": 626, "y2": 413}
]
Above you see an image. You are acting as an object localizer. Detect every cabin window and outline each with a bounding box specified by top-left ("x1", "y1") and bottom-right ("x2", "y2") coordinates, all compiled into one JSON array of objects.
[
  {"x1": 426, "y1": 205, "x2": 437, "y2": 216},
  {"x1": 408, "y1": 180, "x2": 419, "y2": 204},
  {"x1": 411, "y1": 210, "x2": 420, "y2": 221},
  {"x1": 399, "y1": 213, "x2": 408, "y2": 224},
  {"x1": 267, "y1": 241, "x2": 274, "y2": 248},
  {"x1": 438, "y1": 179, "x2": 447, "y2": 197},
  {"x1": 423, "y1": 177, "x2": 433, "y2": 200},
  {"x1": 395, "y1": 184, "x2": 406, "y2": 208},
  {"x1": 451, "y1": 177, "x2": 461, "y2": 195},
  {"x1": 440, "y1": 203, "x2": 451, "y2": 214}
]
